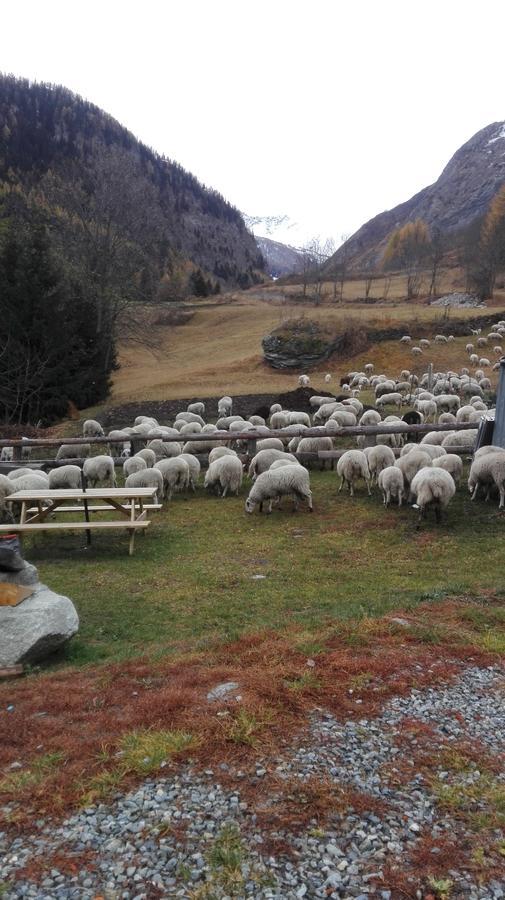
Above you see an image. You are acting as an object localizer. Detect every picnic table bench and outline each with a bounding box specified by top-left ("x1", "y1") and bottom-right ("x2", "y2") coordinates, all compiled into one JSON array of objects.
[{"x1": 0, "y1": 487, "x2": 159, "y2": 555}]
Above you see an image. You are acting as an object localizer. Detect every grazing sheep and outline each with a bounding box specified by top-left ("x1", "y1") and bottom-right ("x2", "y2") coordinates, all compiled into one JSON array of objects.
[
  {"x1": 204, "y1": 455, "x2": 243, "y2": 497},
  {"x1": 7, "y1": 475, "x2": 50, "y2": 510},
  {"x1": 313, "y1": 403, "x2": 340, "y2": 424},
  {"x1": 468, "y1": 452, "x2": 505, "y2": 508},
  {"x1": 175, "y1": 412, "x2": 205, "y2": 426},
  {"x1": 135, "y1": 448, "x2": 156, "y2": 468},
  {"x1": 434, "y1": 334, "x2": 448, "y2": 343},
  {"x1": 413, "y1": 444, "x2": 446, "y2": 461},
  {"x1": 83, "y1": 455, "x2": 117, "y2": 488},
  {"x1": 257, "y1": 438, "x2": 285, "y2": 452},
  {"x1": 400, "y1": 335, "x2": 412, "y2": 343},
  {"x1": 359, "y1": 409, "x2": 382, "y2": 427},
  {"x1": 6, "y1": 468, "x2": 33, "y2": 479},
  {"x1": 435, "y1": 394, "x2": 460, "y2": 413},
  {"x1": 309, "y1": 395, "x2": 336, "y2": 408},
  {"x1": 248, "y1": 449, "x2": 297, "y2": 479},
  {"x1": 343, "y1": 398, "x2": 364, "y2": 416},
  {"x1": 493, "y1": 345, "x2": 503, "y2": 355},
  {"x1": 364, "y1": 363, "x2": 374, "y2": 375},
  {"x1": 415, "y1": 399, "x2": 437, "y2": 421},
  {"x1": 288, "y1": 411, "x2": 311, "y2": 427},
  {"x1": 298, "y1": 375, "x2": 310, "y2": 387},
  {"x1": 365, "y1": 445, "x2": 395, "y2": 483},
  {"x1": 330, "y1": 409, "x2": 358, "y2": 427},
  {"x1": 378, "y1": 466, "x2": 405, "y2": 507},
  {"x1": 218, "y1": 396, "x2": 233, "y2": 417},
  {"x1": 216, "y1": 416, "x2": 244, "y2": 430},
  {"x1": 0, "y1": 474, "x2": 16, "y2": 506},
  {"x1": 477, "y1": 336, "x2": 488, "y2": 347},
  {"x1": 249, "y1": 415, "x2": 266, "y2": 427},
  {"x1": 474, "y1": 445, "x2": 505, "y2": 459},
  {"x1": 375, "y1": 380, "x2": 396, "y2": 398},
  {"x1": 48, "y1": 465, "x2": 83, "y2": 490},
  {"x1": 479, "y1": 358, "x2": 491, "y2": 368},
  {"x1": 466, "y1": 343, "x2": 474, "y2": 354},
  {"x1": 436, "y1": 454, "x2": 463, "y2": 485},
  {"x1": 410, "y1": 466, "x2": 456, "y2": 523},
  {"x1": 179, "y1": 422, "x2": 203, "y2": 436},
  {"x1": 178, "y1": 453, "x2": 201, "y2": 490},
  {"x1": 208, "y1": 447, "x2": 238, "y2": 464},
  {"x1": 296, "y1": 436, "x2": 333, "y2": 467},
  {"x1": 187, "y1": 402, "x2": 205, "y2": 416},
  {"x1": 419, "y1": 338, "x2": 431, "y2": 348},
  {"x1": 148, "y1": 439, "x2": 182, "y2": 460},
  {"x1": 245, "y1": 465, "x2": 312, "y2": 514},
  {"x1": 270, "y1": 412, "x2": 290, "y2": 430},
  {"x1": 155, "y1": 457, "x2": 190, "y2": 500},
  {"x1": 182, "y1": 437, "x2": 219, "y2": 455},
  {"x1": 478, "y1": 378, "x2": 492, "y2": 391},
  {"x1": 324, "y1": 373, "x2": 332, "y2": 383},
  {"x1": 336, "y1": 450, "x2": 371, "y2": 496},
  {"x1": 441, "y1": 429, "x2": 477, "y2": 450},
  {"x1": 83, "y1": 419, "x2": 104, "y2": 439},
  {"x1": 56, "y1": 443, "x2": 91, "y2": 461},
  {"x1": 420, "y1": 431, "x2": 451, "y2": 446},
  {"x1": 438, "y1": 413, "x2": 457, "y2": 425},
  {"x1": 125, "y1": 468, "x2": 163, "y2": 503},
  {"x1": 0, "y1": 447, "x2": 14, "y2": 462},
  {"x1": 395, "y1": 449, "x2": 433, "y2": 491},
  {"x1": 123, "y1": 456, "x2": 147, "y2": 478}
]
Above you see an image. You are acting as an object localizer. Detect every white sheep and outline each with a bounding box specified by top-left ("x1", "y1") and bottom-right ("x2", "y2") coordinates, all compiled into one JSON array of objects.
[
  {"x1": 400, "y1": 335, "x2": 412, "y2": 343},
  {"x1": 410, "y1": 466, "x2": 456, "y2": 523},
  {"x1": 48, "y1": 465, "x2": 83, "y2": 490},
  {"x1": 479, "y1": 358, "x2": 491, "y2": 368},
  {"x1": 83, "y1": 455, "x2": 117, "y2": 488},
  {"x1": 1, "y1": 447, "x2": 13, "y2": 461},
  {"x1": 420, "y1": 431, "x2": 451, "y2": 446},
  {"x1": 249, "y1": 415, "x2": 266, "y2": 427},
  {"x1": 412, "y1": 443, "x2": 446, "y2": 461},
  {"x1": 155, "y1": 457, "x2": 190, "y2": 500},
  {"x1": 216, "y1": 416, "x2": 244, "y2": 430},
  {"x1": 466, "y1": 343, "x2": 474, "y2": 354},
  {"x1": 436, "y1": 454, "x2": 463, "y2": 485},
  {"x1": 365, "y1": 444, "x2": 395, "y2": 483},
  {"x1": 270, "y1": 412, "x2": 290, "y2": 430},
  {"x1": 257, "y1": 438, "x2": 285, "y2": 452},
  {"x1": 419, "y1": 338, "x2": 431, "y2": 348},
  {"x1": 441, "y1": 429, "x2": 477, "y2": 451},
  {"x1": 175, "y1": 412, "x2": 205, "y2": 426},
  {"x1": 245, "y1": 464, "x2": 312, "y2": 514},
  {"x1": 477, "y1": 336, "x2": 488, "y2": 347},
  {"x1": 493, "y1": 345, "x2": 503, "y2": 356},
  {"x1": 395, "y1": 449, "x2": 433, "y2": 492},
  {"x1": 330, "y1": 409, "x2": 358, "y2": 427},
  {"x1": 324, "y1": 373, "x2": 332, "y2": 383},
  {"x1": 434, "y1": 334, "x2": 448, "y2": 343},
  {"x1": 248, "y1": 449, "x2": 297, "y2": 479},
  {"x1": 218, "y1": 396, "x2": 233, "y2": 417},
  {"x1": 378, "y1": 466, "x2": 405, "y2": 507},
  {"x1": 438, "y1": 413, "x2": 457, "y2": 425},
  {"x1": 288, "y1": 411, "x2": 311, "y2": 427},
  {"x1": 269, "y1": 403, "x2": 282, "y2": 415},
  {"x1": 6, "y1": 468, "x2": 33, "y2": 479},
  {"x1": 135, "y1": 448, "x2": 156, "y2": 468},
  {"x1": 125, "y1": 468, "x2": 163, "y2": 503},
  {"x1": 415, "y1": 399, "x2": 437, "y2": 421},
  {"x1": 359, "y1": 409, "x2": 382, "y2": 427},
  {"x1": 56, "y1": 443, "x2": 91, "y2": 461},
  {"x1": 208, "y1": 447, "x2": 238, "y2": 464},
  {"x1": 179, "y1": 453, "x2": 201, "y2": 490},
  {"x1": 83, "y1": 419, "x2": 104, "y2": 439},
  {"x1": 7, "y1": 473, "x2": 49, "y2": 500},
  {"x1": 148, "y1": 439, "x2": 182, "y2": 460},
  {"x1": 187, "y1": 402, "x2": 205, "y2": 416},
  {"x1": 204, "y1": 455, "x2": 243, "y2": 497},
  {"x1": 468, "y1": 452, "x2": 505, "y2": 507},
  {"x1": 336, "y1": 450, "x2": 371, "y2": 496},
  {"x1": 298, "y1": 375, "x2": 310, "y2": 387},
  {"x1": 435, "y1": 394, "x2": 460, "y2": 413},
  {"x1": 179, "y1": 422, "x2": 203, "y2": 436},
  {"x1": 123, "y1": 456, "x2": 147, "y2": 478},
  {"x1": 134, "y1": 416, "x2": 159, "y2": 428}
]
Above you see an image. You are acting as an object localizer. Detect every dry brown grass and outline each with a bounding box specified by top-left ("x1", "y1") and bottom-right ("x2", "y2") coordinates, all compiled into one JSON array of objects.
[{"x1": 111, "y1": 270, "x2": 505, "y2": 404}]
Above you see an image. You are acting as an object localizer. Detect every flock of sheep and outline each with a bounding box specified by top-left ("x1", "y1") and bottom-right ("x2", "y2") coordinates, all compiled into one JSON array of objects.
[{"x1": 1, "y1": 322, "x2": 504, "y2": 525}]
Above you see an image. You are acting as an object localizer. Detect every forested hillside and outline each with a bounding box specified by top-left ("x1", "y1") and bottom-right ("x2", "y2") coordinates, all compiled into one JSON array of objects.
[{"x1": 0, "y1": 75, "x2": 265, "y2": 425}]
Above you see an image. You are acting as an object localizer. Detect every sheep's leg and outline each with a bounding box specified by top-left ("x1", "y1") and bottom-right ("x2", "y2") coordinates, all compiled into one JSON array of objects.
[
  {"x1": 221, "y1": 483, "x2": 228, "y2": 498},
  {"x1": 350, "y1": 481, "x2": 354, "y2": 497},
  {"x1": 398, "y1": 491, "x2": 403, "y2": 507},
  {"x1": 338, "y1": 476, "x2": 344, "y2": 493},
  {"x1": 499, "y1": 485, "x2": 505, "y2": 509},
  {"x1": 307, "y1": 490, "x2": 313, "y2": 511},
  {"x1": 434, "y1": 502, "x2": 442, "y2": 524},
  {"x1": 366, "y1": 478, "x2": 371, "y2": 496},
  {"x1": 471, "y1": 485, "x2": 479, "y2": 501},
  {"x1": 266, "y1": 499, "x2": 273, "y2": 514}
]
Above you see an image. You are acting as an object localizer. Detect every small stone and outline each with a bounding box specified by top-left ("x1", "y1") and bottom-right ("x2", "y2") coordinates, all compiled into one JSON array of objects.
[{"x1": 207, "y1": 682, "x2": 240, "y2": 702}]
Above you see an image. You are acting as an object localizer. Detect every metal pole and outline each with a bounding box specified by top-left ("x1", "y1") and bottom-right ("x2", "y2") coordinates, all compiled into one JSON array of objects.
[{"x1": 492, "y1": 357, "x2": 505, "y2": 448}]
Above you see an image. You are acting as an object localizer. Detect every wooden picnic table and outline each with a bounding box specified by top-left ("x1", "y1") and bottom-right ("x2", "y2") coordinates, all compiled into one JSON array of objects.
[{"x1": 1, "y1": 487, "x2": 159, "y2": 556}]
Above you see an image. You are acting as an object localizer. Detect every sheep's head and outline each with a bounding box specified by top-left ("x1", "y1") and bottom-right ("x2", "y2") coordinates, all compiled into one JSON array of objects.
[{"x1": 245, "y1": 497, "x2": 256, "y2": 514}]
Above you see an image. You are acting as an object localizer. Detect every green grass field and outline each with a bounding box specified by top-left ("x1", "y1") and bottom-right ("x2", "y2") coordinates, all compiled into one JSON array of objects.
[{"x1": 23, "y1": 467, "x2": 505, "y2": 668}]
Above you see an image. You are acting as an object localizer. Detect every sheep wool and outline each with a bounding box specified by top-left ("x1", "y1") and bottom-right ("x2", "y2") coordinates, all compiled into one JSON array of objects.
[
  {"x1": 245, "y1": 464, "x2": 312, "y2": 514},
  {"x1": 336, "y1": 450, "x2": 371, "y2": 497},
  {"x1": 204, "y1": 455, "x2": 243, "y2": 497}
]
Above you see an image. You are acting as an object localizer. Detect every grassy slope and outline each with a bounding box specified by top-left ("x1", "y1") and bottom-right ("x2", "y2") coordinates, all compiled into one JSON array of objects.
[
  {"x1": 25, "y1": 467, "x2": 505, "y2": 667},
  {"x1": 111, "y1": 275, "x2": 505, "y2": 405}
]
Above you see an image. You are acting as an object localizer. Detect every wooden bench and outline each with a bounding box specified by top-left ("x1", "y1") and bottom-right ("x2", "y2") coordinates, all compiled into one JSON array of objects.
[{"x1": 4, "y1": 487, "x2": 159, "y2": 555}]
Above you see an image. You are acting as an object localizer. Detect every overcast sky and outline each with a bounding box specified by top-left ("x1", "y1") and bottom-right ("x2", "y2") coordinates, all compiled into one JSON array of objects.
[{"x1": 2, "y1": 0, "x2": 505, "y2": 246}]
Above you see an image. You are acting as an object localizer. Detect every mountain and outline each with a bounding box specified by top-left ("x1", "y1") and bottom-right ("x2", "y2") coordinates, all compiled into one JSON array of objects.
[
  {"x1": 327, "y1": 122, "x2": 505, "y2": 272},
  {"x1": 254, "y1": 236, "x2": 305, "y2": 277},
  {"x1": 0, "y1": 74, "x2": 264, "y2": 288}
]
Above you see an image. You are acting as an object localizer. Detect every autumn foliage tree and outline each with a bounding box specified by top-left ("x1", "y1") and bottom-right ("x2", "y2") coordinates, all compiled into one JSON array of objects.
[
  {"x1": 383, "y1": 219, "x2": 430, "y2": 299},
  {"x1": 466, "y1": 185, "x2": 505, "y2": 298}
]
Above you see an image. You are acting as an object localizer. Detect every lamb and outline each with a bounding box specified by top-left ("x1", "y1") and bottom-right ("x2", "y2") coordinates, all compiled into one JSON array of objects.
[
  {"x1": 56, "y1": 443, "x2": 91, "y2": 461},
  {"x1": 218, "y1": 396, "x2": 233, "y2": 417},
  {"x1": 269, "y1": 404, "x2": 282, "y2": 415},
  {"x1": 83, "y1": 455, "x2": 117, "y2": 488},
  {"x1": 48, "y1": 465, "x2": 83, "y2": 490},
  {"x1": 148, "y1": 439, "x2": 182, "y2": 460},
  {"x1": 378, "y1": 466, "x2": 404, "y2": 507},
  {"x1": 436, "y1": 453, "x2": 463, "y2": 485},
  {"x1": 364, "y1": 363, "x2": 374, "y2": 375},
  {"x1": 125, "y1": 468, "x2": 164, "y2": 503},
  {"x1": 365, "y1": 444, "x2": 395, "y2": 483},
  {"x1": 395, "y1": 449, "x2": 433, "y2": 491},
  {"x1": 466, "y1": 343, "x2": 474, "y2": 354},
  {"x1": 204, "y1": 455, "x2": 243, "y2": 497},
  {"x1": 135, "y1": 448, "x2": 156, "y2": 468},
  {"x1": 178, "y1": 453, "x2": 201, "y2": 490},
  {"x1": 123, "y1": 456, "x2": 147, "y2": 477},
  {"x1": 336, "y1": 450, "x2": 371, "y2": 496},
  {"x1": 0, "y1": 474, "x2": 15, "y2": 506},
  {"x1": 248, "y1": 449, "x2": 297, "y2": 479},
  {"x1": 187, "y1": 402, "x2": 205, "y2": 416},
  {"x1": 154, "y1": 457, "x2": 190, "y2": 500},
  {"x1": 245, "y1": 465, "x2": 312, "y2": 514},
  {"x1": 83, "y1": 419, "x2": 104, "y2": 438},
  {"x1": 410, "y1": 466, "x2": 456, "y2": 523}
]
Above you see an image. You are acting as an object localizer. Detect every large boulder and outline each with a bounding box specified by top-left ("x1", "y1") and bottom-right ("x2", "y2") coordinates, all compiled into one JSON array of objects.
[
  {"x1": 0, "y1": 583, "x2": 79, "y2": 666},
  {"x1": 0, "y1": 560, "x2": 39, "y2": 587},
  {"x1": 262, "y1": 318, "x2": 369, "y2": 370}
]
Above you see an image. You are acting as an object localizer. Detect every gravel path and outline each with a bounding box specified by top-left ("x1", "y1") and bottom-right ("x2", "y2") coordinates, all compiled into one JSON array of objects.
[{"x1": 1, "y1": 666, "x2": 504, "y2": 899}]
